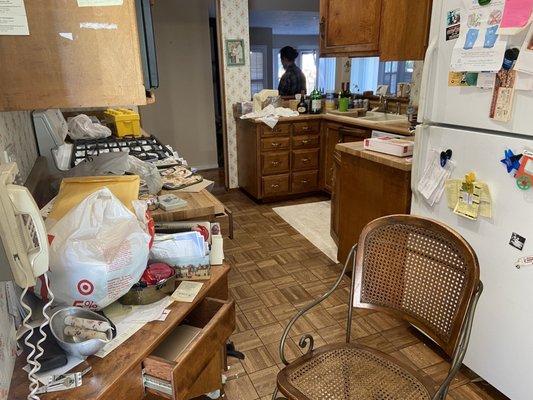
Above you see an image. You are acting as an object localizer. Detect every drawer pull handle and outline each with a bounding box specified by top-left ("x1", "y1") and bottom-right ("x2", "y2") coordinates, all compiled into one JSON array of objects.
[
  {"x1": 302, "y1": 158, "x2": 310, "y2": 163},
  {"x1": 271, "y1": 184, "x2": 280, "y2": 188},
  {"x1": 302, "y1": 126, "x2": 309, "y2": 131},
  {"x1": 301, "y1": 140, "x2": 309, "y2": 145},
  {"x1": 271, "y1": 161, "x2": 281, "y2": 166},
  {"x1": 271, "y1": 142, "x2": 280, "y2": 147},
  {"x1": 301, "y1": 179, "x2": 309, "y2": 184}
]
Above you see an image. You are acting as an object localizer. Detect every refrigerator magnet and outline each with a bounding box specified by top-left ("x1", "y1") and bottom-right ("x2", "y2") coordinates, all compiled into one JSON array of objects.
[
  {"x1": 500, "y1": 149, "x2": 522, "y2": 173},
  {"x1": 515, "y1": 255, "x2": 533, "y2": 269},
  {"x1": 509, "y1": 232, "x2": 526, "y2": 251}
]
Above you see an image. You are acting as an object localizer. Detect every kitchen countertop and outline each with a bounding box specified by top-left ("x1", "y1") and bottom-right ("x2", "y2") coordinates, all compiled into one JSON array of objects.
[
  {"x1": 336, "y1": 141, "x2": 413, "y2": 171},
  {"x1": 242, "y1": 112, "x2": 413, "y2": 136}
]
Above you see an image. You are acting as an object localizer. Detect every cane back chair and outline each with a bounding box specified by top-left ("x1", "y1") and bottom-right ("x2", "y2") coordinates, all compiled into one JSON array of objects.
[{"x1": 274, "y1": 215, "x2": 483, "y2": 400}]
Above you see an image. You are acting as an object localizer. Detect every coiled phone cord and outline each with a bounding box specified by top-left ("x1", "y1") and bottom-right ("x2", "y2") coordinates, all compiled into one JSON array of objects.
[{"x1": 17, "y1": 263, "x2": 55, "y2": 400}]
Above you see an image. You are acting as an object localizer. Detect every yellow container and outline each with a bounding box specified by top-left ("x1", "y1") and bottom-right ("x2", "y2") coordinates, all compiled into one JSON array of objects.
[{"x1": 104, "y1": 108, "x2": 142, "y2": 137}]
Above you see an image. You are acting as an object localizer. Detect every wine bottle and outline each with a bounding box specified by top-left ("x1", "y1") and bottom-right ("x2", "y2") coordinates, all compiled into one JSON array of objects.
[
  {"x1": 296, "y1": 90, "x2": 308, "y2": 114},
  {"x1": 310, "y1": 88, "x2": 322, "y2": 114}
]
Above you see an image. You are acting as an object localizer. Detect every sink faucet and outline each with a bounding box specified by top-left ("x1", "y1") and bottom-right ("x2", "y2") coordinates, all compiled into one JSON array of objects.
[{"x1": 371, "y1": 95, "x2": 389, "y2": 113}]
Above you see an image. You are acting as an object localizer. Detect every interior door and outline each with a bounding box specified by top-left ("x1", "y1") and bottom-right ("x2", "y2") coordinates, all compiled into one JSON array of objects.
[
  {"x1": 411, "y1": 125, "x2": 533, "y2": 400},
  {"x1": 421, "y1": 0, "x2": 533, "y2": 136},
  {"x1": 319, "y1": 0, "x2": 382, "y2": 56}
]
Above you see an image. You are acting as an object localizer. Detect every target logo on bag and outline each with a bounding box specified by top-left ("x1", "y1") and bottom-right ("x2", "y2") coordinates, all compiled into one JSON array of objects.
[{"x1": 77, "y1": 279, "x2": 94, "y2": 296}]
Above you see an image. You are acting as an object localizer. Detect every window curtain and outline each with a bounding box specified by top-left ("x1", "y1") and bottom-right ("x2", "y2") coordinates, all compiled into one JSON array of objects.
[
  {"x1": 350, "y1": 57, "x2": 380, "y2": 93},
  {"x1": 318, "y1": 58, "x2": 336, "y2": 93}
]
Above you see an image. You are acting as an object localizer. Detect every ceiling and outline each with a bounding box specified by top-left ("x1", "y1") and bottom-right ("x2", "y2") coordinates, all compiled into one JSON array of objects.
[{"x1": 249, "y1": 10, "x2": 319, "y2": 35}]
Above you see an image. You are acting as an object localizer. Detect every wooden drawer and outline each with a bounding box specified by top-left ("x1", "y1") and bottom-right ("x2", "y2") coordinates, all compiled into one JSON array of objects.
[
  {"x1": 292, "y1": 148, "x2": 319, "y2": 171},
  {"x1": 292, "y1": 170, "x2": 319, "y2": 193},
  {"x1": 261, "y1": 123, "x2": 291, "y2": 137},
  {"x1": 294, "y1": 121, "x2": 320, "y2": 134},
  {"x1": 292, "y1": 134, "x2": 320, "y2": 149},
  {"x1": 261, "y1": 136, "x2": 290, "y2": 152},
  {"x1": 262, "y1": 151, "x2": 290, "y2": 175},
  {"x1": 262, "y1": 174, "x2": 290, "y2": 197},
  {"x1": 143, "y1": 298, "x2": 235, "y2": 400}
]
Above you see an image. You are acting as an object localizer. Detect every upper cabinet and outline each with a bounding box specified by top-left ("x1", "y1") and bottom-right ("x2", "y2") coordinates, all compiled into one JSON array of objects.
[
  {"x1": 319, "y1": 0, "x2": 433, "y2": 61},
  {"x1": 0, "y1": 0, "x2": 150, "y2": 111},
  {"x1": 319, "y1": 0, "x2": 382, "y2": 57}
]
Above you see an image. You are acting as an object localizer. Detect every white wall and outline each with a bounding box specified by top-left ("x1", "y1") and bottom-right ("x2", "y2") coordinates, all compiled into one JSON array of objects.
[{"x1": 140, "y1": 0, "x2": 218, "y2": 170}]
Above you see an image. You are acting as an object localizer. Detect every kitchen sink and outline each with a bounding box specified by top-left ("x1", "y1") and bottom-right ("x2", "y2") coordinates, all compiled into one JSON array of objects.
[{"x1": 357, "y1": 112, "x2": 407, "y2": 122}]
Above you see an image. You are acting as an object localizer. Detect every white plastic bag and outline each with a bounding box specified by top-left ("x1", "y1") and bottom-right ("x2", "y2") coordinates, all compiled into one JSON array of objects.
[
  {"x1": 46, "y1": 188, "x2": 151, "y2": 310},
  {"x1": 68, "y1": 114, "x2": 111, "y2": 140}
]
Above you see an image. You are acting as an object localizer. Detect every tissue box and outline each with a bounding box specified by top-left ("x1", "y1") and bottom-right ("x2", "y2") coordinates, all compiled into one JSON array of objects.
[{"x1": 363, "y1": 137, "x2": 414, "y2": 157}]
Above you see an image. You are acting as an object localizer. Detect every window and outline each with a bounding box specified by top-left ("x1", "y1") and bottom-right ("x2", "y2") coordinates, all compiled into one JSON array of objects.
[
  {"x1": 318, "y1": 58, "x2": 336, "y2": 93},
  {"x1": 350, "y1": 58, "x2": 414, "y2": 95},
  {"x1": 250, "y1": 45, "x2": 267, "y2": 96},
  {"x1": 273, "y1": 48, "x2": 336, "y2": 94}
]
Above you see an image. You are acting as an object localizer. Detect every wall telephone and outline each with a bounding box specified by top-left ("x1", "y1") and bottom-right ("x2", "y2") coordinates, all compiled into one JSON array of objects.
[
  {"x1": 0, "y1": 162, "x2": 53, "y2": 400},
  {"x1": 0, "y1": 163, "x2": 48, "y2": 288}
]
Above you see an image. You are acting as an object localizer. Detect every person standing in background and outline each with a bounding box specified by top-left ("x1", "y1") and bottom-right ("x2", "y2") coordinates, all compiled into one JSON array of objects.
[{"x1": 278, "y1": 46, "x2": 307, "y2": 96}]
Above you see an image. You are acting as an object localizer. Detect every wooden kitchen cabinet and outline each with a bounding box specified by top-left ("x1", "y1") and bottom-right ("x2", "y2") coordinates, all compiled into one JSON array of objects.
[
  {"x1": 0, "y1": 0, "x2": 147, "y2": 111},
  {"x1": 322, "y1": 122, "x2": 371, "y2": 193},
  {"x1": 333, "y1": 142, "x2": 412, "y2": 265},
  {"x1": 319, "y1": 0, "x2": 382, "y2": 57},
  {"x1": 319, "y1": 0, "x2": 432, "y2": 60},
  {"x1": 237, "y1": 118, "x2": 322, "y2": 201}
]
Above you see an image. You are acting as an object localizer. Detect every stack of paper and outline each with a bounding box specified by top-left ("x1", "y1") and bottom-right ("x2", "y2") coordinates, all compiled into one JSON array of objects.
[
  {"x1": 150, "y1": 231, "x2": 206, "y2": 265},
  {"x1": 417, "y1": 150, "x2": 455, "y2": 206}
]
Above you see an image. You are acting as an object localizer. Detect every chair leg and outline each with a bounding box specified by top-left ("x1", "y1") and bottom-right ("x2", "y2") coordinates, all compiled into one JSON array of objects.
[{"x1": 271, "y1": 387, "x2": 279, "y2": 400}]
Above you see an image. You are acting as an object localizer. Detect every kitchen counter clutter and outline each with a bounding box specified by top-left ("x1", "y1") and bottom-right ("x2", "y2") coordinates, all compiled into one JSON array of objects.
[
  {"x1": 236, "y1": 110, "x2": 412, "y2": 201},
  {"x1": 335, "y1": 140, "x2": 413, "y2": 171}
]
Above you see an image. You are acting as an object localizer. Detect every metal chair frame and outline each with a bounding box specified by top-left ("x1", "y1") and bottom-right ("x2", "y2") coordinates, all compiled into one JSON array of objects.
[{"x1": 273, "y1": 221, "x2": 483, "y2": 400}]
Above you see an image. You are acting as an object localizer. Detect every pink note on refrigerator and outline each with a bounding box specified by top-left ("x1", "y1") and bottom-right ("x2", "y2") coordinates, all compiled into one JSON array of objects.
[{"x1": 500, "y1": 0, "x2": 533, "y2": 30}]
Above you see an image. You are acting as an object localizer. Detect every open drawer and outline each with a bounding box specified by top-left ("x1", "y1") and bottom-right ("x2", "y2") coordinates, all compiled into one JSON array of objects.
[{"x1": 143, "y1": 298, "x2": 235, "y2": 399}]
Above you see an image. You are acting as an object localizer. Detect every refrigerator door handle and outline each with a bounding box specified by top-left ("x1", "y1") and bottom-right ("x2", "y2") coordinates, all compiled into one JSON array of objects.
[{"x1": 418, "y1": 38, "x2": 437, "y2": 123}]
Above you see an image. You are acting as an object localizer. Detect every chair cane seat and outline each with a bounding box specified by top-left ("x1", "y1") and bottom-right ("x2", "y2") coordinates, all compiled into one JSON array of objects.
[{"x1": 277, "y1": 343, "x2": 434, "y2": 400}]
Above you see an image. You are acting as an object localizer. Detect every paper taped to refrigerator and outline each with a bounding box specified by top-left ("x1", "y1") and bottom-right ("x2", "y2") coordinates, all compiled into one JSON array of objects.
[
  {"x1": 450, "y1": 0, "x2": 507, "y2": 72},
  {"x1": 417, "y1": 149, "x2": 455, "y2": 207}
]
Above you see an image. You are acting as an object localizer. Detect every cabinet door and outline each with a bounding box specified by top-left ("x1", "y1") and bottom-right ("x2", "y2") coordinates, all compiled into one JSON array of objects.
[
  {"x1": 330, "y1": 152, "x2": 341, "y2": 244},
  {"x1": 323, "y1": 124, "x2": 341, "y2": 192},
  {"x1": 379, "y1": 0, "x2": 433, "y2": 61},
  {"x1": 0, "y1": 0, "x2": 146, "y2": 111},
  {"x1": 320, "y1": 0, "x2": 382, "y2": 56}
]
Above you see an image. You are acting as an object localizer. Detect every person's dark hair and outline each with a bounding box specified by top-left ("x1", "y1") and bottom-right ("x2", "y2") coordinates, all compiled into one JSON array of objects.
[{"x1": 280, "y1": 46, "x2": 299, "y2": 61}]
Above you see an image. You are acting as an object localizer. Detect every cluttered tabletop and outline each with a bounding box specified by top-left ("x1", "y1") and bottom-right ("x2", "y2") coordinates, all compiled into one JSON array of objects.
[{"x1": 6, "y1": 108, "x2": 234, "y2": 400}]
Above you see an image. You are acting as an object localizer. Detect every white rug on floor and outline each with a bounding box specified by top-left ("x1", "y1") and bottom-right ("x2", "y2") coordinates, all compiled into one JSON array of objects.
[{"x1": 273, "y1": 201, "x2": 338, "y2": 263}]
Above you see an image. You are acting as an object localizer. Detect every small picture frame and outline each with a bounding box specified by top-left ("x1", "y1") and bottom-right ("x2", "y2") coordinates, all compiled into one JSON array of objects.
[{"x1": 226, "y1": 39, "x2": 245, "y2": 66}]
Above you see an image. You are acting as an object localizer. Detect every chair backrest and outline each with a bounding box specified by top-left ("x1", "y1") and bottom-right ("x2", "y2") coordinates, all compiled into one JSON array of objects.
[{"x1": 353, "y1": 215, "x2": 480, "y2": 356}]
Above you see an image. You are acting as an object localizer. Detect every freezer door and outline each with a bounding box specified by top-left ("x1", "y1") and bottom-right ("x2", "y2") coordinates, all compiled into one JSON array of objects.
[
  {"x1": 411, "y1": 125, "x2": 533, "y2": 400},
  {"x1": 420, "y1": 0, "x2": 533, "y2": 137}
]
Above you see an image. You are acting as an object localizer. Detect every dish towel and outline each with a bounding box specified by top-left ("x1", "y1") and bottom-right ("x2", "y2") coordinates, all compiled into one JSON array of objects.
[{"x1": 240, "y1": 105, "x2": 299, "y2": 128}]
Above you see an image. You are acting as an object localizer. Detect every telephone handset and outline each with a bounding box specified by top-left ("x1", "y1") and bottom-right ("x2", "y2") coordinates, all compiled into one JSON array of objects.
[
  {"x1": 0, "y1": 162, "x2": 53, "y2": 400},
  {"x1": 0, "y1": 162, "x2": 49, "y2": 288}
]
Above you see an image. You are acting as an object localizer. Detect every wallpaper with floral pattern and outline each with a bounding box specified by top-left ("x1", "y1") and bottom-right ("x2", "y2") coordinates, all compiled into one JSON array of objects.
[
  {"x1": 0, "y1": 111, "x2": 38, "y2": 181},
  {"x1": 220, "y1": 0, "x2": 251, "y2": 188}
]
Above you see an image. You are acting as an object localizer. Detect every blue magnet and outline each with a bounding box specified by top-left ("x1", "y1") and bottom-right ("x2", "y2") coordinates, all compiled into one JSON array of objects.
[{"x1": 500, "y1": 149, "x2": 522, "y2": 173}]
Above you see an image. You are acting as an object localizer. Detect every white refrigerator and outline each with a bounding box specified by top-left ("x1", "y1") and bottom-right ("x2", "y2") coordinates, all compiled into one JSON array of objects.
[{"x1": 411, "y1": 1, "x2": 533, "y2": 399}]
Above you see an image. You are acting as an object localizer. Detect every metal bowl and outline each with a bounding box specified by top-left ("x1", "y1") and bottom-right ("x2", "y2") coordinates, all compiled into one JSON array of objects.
[{"x1": 50, "y1": 307, "x2": 113, "y2": 358}]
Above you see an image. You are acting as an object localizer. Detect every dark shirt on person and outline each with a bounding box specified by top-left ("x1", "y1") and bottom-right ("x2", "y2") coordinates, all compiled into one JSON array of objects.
[{"x1": 278, "y1": 64, "x2": 307, "y2": 96}]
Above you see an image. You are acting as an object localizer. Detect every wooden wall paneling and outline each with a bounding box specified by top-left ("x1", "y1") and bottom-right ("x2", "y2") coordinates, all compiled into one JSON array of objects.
[{"x1": 0, "y1": 0, "x2": 146, "y2": 111}]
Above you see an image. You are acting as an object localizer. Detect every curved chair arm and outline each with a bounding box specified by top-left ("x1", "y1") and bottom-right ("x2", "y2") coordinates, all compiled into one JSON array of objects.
[
  {"x1": 278, "y1": 245, "x2": 358, "y2": 365},
  {"x1": 433, "y1": 281, "x2": 484, "y2": 400}
]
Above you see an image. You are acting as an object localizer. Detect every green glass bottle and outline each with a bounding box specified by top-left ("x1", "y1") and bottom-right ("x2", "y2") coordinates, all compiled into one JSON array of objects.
[{"x1": 310, "y1": 88, "x2": 322, "y2": 114}]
